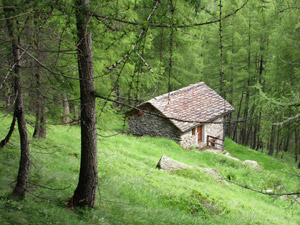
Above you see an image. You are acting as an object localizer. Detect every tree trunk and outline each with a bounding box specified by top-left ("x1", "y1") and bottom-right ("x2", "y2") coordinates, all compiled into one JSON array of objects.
[
  {"x1": 4, "y1": 0, "x2": 30, "y2": 199},
  {"x1": 232, "y1": 91, "x2": 244, "y2": 142},
  {"x1": 295, "y1": 129, "x2": 299, "y2": 162},
  {"x1": 71, "y1": 0, "x2": 98, "y2": 208},
  {"x1": 275, "y1": 128, "x2": 281, "y2": 157},
  {"x1": 219, "y1": 0, "x2": 225, "y2": 99},
  {"x1": 74, "y1": 105, "x2": 79, "y2": 121},
  {"x1": 62, "y1": 92, "x2": 70, "y2": 125},
  {"x1": 268, "y1": 125, "x2": 275, "y2": 156},
  {"x1": 0, "y1": 112, "x2": 16, "y2": 149},
  {"x1": 33, "y1": 73, "x2": 41, "y2": 138},
  {"x1": 39, "y1": 98, "x2": 47, "y2": 139}
]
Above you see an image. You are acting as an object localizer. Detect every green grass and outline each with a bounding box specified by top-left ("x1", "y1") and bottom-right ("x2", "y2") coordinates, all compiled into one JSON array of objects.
[{"x1": 1, "y1": 113, "x2": 300, "y2": 224}]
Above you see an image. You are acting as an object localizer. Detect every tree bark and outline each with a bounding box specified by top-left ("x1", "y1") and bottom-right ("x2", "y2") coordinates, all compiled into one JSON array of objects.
[
  {"x1": 4, "y1": 0, "x2": 30, "y2": 199},
  {"x1": 71, "y1": 0, "x2": 98, "y2": 208}
]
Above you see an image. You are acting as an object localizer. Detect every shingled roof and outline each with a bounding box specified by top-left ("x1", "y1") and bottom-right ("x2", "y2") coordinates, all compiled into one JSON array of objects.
[{"x1": 138, "y1": 82, "x2": 234, "y2": 132}]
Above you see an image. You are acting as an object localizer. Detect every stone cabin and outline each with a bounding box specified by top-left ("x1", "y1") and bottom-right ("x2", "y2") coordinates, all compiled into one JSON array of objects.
[{"x1": 127, "y1": 82, "x2": 234, "y2": 149}]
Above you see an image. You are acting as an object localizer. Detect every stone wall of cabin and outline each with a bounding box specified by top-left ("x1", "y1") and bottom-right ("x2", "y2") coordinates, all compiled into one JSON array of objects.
[
  {"x1": 179, "y1": 117, "x2": 224, "y2": 149},
  {"x1": 179, "y1": 130, "x2": 197, "y2": 149},
  {"x1": 205, "y1": 117, "x2": 224, "y2": 149},
  {"x1": 129, "y1": 107, "x2": 224, "y2": 149},
  {"x1": 128, "y1": 108, "x2": 181, "y2": 141}
]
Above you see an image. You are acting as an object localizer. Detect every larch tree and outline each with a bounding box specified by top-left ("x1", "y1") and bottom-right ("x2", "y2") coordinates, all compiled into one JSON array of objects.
[
  {"x1": 71, "y1": 0, "x2": 98, "y2": 208},
  {"x1": 3, "y1": 0, "x2": 30, "y2": 199}
]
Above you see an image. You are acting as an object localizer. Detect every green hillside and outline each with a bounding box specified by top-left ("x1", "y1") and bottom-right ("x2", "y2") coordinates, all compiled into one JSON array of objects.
[{"x1": 0, "y1": 115, "x2": 300, "y2": 225}]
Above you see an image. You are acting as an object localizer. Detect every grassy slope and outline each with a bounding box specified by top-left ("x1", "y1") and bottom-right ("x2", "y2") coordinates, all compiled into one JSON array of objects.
[{"x1": 0, "y1": 114, "x2": 300, "y2": 224}]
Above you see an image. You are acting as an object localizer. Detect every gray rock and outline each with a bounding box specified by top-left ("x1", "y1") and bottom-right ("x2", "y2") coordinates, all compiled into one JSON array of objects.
[
  {"x1": 156, "y1": 155, "x2": 227, "y2": 185},
  {"x1": 243, "y1": 160, "x2": 262, "y2": 170},
  {"x1": 156, "y1": 154, "x2": 193, "y2": 172}
]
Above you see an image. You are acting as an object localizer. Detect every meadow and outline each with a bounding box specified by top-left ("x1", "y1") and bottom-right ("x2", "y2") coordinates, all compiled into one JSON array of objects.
[{"x1": 0, "y1": 114, "x2": 300, "y2": 225}]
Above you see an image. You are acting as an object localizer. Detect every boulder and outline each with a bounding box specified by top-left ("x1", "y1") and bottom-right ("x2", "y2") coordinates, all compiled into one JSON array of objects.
[
  {"x1": 156, "y1": 154, "x2": 193, "y2": 172},
  {"x1": 243, "y1": 160, "x2": 262, "y2": 170},
  {"x1": 156, "y1": 155, "x2": 227, "y2": 184}
]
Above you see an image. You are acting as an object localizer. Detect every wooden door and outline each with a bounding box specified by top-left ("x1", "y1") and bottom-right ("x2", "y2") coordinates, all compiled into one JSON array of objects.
[{"x1": 197, "y1": 125, "x2": 203, "y2": 143}]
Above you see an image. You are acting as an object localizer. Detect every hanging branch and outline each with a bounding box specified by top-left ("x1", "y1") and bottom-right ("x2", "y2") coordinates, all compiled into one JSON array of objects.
[
  {"x1": 273, "y1": 113, "x2": 300, "y2": 126},
  {"x1": 135, "y1": 52, "x2": 153, "y2": 73}
]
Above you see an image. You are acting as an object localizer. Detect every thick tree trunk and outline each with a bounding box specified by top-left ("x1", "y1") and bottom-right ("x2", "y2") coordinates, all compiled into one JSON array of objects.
[
  {"x1": 0, "y1": 112, "x2": 16, "y2": 149},
  {"x1": 4, "y1": 0, "x2": 30, "y2": 199},
  {"x1": 72, "y1": 0, "x2": 98, "y2": 208}
]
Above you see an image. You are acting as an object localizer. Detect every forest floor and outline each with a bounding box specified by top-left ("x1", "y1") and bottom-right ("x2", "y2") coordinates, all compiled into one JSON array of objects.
[{"x1": 1, "y1": 113, "x2": 300, "y2": 224}]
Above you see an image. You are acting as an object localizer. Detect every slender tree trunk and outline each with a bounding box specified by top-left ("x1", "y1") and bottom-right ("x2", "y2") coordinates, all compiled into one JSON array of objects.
[
  {"x1": 39, "y1": 98, "x2": 46, "y2": 139},
  {"x1": 71, "y1": 0, "x2": 98, "y2": 208},
  {"x1": 232, "y1": 91, "x2": 244, "y2": 142},
  {"x1": 245, "y1": 102, "x2": 255, "y2": 146},
  {"x1": 295, "y1": 129, "x2": 299, "y2": 162},
  {"x1": 4, "y1": 0, "x2": 30, "y2": 199},
  {"x1": 283, "y1": 134, "x2": 290, "y2": 152},
  {"x1": 6, "y1": 85, "x2": 11, "y2": 107},
  {"x1": 219, "y1": 0, "x2": 225, "y2": 99},
  {"x1": 268, "y1": 125, "x2": 275, "y2": 156},
  {"x1": 0, "y1": 112, "x2": 16, "y2": 149},
  {"x1": 33, "y1": 73, "x2": 41, "y2": 138},
  {"x1": 226, "y1": 35, "x2": 235, "y2": 137},
  {"x1": 275, "y1": 129, "x2": 281, "y2": 157},
  {"x1": 62, "y1": 92, "x2": 70, "y2": 125},
  {"x1": 74, "y1": 105, "x2": 79, "y2": 121}
]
